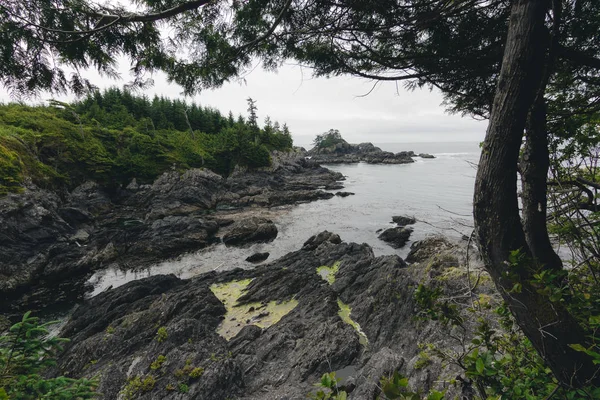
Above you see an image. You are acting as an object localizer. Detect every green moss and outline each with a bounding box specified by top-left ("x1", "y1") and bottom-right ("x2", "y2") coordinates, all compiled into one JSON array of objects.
[
  {"x1": 178, "y1": 383, "x2": 189, "y2": 394},
  {"x1": 317, "y1": 261, "x2": 341, "y2": 285},
  {"x1": 210, "y1": 279, "x2": 298, "y2": 340},
  {"x1": 189, "y1": 367, "x2": 204, "y2": 379},
  {"x1": 150, "y1": 355, "x2": 166, "y2": 370},
  {"x1": 414, "y1": 348, "x2": 433, "y2": 370},
  {"x1": 337, "y1": 299, "x2": 368, "y2": 346},
  {"x1": 155, "y1": 327, "x2": 168, "y2": 343},
  {"x1": 121, "y1": 375, "x2": 156, "y2": 399}
]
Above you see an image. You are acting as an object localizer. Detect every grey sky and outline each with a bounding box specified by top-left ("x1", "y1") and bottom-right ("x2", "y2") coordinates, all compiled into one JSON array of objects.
[{"x1": 1, "y1": 61, "x2": 488, "y2": 147}]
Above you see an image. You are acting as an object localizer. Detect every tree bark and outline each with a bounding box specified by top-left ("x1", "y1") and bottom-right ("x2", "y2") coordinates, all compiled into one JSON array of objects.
[
  {"x1": 521, "y1": 99, "x2": 564, "y2": 271},
  {"x1": 473, "y1": 0, "x2": 597, "y2": 387}
]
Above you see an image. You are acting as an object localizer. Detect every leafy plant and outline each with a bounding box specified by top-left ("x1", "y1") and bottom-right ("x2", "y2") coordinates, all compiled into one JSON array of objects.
[
  {"x1": 378, "y1": 371, "x2": 444, "y2": 400},
  {"x1": 150, "y1": 355, "x2": 166, "y2": 370},
  {"x1": 0, "y1": 312, "x2": 99, "y2": 399},
  {"x1": 155, "y1": 327, "x2": 167, "y2": 343},
  {"x1": 309, "y1": 372, "x2": 347, "y2": 400},
  {"x1": 121, "y1": 375, "x2": 155, "y2": 400}
]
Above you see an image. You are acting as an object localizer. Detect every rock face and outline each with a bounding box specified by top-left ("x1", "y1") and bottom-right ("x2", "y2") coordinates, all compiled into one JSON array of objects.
[
  {"x1": 392, "y1": 215, "x2": 416, "y2": 226},
  {"x1": 222, "y1": 217, "x2": 278, "y2": 246},
  {"x1": 308, "y1": 141, "x2": 434, "y2": 165},
  {"x1": 0, "y1": 152, "x2": 345, "y2": 315},
  {"x1": 53, "y1": 232, "x2": 466, "y2": 399},
  {"x1": 378, "y1": 227, "x2": 413, "y2": 248}
]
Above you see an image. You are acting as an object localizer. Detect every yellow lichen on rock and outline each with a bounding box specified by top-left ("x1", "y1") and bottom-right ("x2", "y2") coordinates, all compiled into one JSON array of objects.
[
  {"x1": 317, "y1": 261, "x2": 341, "y2": 285},
  {"x1": 210, "y1": 279, "x2": 298, "y2": 340},
  {"x1": 337, "y1": 299, "x2": 368, "y2": 346}
]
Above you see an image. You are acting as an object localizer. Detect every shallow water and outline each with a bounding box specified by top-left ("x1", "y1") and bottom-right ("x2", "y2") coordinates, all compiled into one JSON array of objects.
[{"x1": 88, "y1": 141, "x2": 481, "y2": 297}]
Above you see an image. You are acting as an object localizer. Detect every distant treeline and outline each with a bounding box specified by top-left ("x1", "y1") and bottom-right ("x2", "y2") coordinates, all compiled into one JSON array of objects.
[{"x1": 0, "y1": 88, "x2": 294, "y2": 195}]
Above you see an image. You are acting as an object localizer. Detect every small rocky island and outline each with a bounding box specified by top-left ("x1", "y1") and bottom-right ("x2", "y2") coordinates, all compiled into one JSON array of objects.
[{"x1": 308, "y1": 129, "x2": 435, "y2": 164}]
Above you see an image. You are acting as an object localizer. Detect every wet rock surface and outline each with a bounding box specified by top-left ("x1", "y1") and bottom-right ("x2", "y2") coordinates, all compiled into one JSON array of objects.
[
  {"x1": 378, "y1": 226, "x2": 414, "y2": 248},
  {"x1": 52, "y1": 232, "x2": 470, "y2": 400},
  {"x1": 0, "y1": 152, "x2": 344, "y2": 315},
  {"x1": 392, "y1": 215, "x2": 417, "y2": 226},
  {"x1": 245, "y1": 252, "x2": 270, "y2": 263},
  {"x1": 222, "y1": 217, "x2": 278, "y2": 246}
]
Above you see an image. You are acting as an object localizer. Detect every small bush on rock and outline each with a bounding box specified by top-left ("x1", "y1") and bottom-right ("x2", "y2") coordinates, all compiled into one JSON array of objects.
[{"x1": 0, "y1": 312, "x2": 99, "y2": 399}]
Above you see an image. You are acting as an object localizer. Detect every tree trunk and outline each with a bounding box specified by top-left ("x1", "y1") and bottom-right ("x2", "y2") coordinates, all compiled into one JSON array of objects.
[
  {"x1": 473, "y1": 0, "x2": 596, "y2": 387},
  {"x1": 521, "y1": 99, "x2": 564, "y2": 271}
]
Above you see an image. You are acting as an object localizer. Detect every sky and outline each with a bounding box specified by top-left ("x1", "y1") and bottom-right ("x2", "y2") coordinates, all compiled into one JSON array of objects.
[{"x1": 0, "y1": 61, "x2": 488, "y2": 147}]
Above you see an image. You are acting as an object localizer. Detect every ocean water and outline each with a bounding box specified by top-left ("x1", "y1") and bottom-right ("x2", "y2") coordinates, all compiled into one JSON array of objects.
[{"x1": 88, "y1": 141, "x2": 481, "y2": 295}]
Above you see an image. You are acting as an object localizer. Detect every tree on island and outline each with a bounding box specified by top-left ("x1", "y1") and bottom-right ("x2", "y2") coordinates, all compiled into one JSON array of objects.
[
  {"x1": 3, "y1": 0, "x2": 600, "y2": 390},
  {"x1": 312, "y1": 129, "x2": 345, "y2": 149}
]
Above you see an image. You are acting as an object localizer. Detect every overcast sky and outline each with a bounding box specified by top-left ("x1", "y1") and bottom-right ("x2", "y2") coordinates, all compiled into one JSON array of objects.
[{"x1": 0, "y1": 61, "x2": 488, "y2": 146}]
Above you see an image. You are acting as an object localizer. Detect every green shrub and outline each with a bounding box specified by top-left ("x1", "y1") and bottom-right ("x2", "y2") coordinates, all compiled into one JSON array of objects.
[
  {"x1": 0, "y1": 312, "x2": 99, "y2": 399},
  {"x1": 0, "y1": 93, "x2": 295, "y2": 195},
  {"x1": 155, "y1": 327, "x2": 167, "y2": 343}
]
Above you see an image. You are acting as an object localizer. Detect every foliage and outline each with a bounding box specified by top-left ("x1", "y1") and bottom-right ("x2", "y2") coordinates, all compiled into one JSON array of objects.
[
  {"x1": 0, "y1": 312, "x2": 99, "y2": 399},
  {"x1": 309, "y1": 371, "x2": 443, "y2": 400},
  {"x1": 0, "y1": 89, "x2": 294, "y2": 195},
  {"x1": 155, "y1": 327, "x2": 168, "y2": 343},
  {"x1": 378, "y1": 371, "x2": 444, "y2": 400},
  {"x1": 313, "y1": 129, "x2": 345, "y2": 149},
  {"x1": 150, "y1": 355, "x2": 166, "y2": 370},
  {"x1": 121, "y1": 375, "x2": 156, "y2": 400},
  {"x1": 414, "y1": 281, "x2": 600, "y2": 399},
  {"x1": 309, "y1": 372, "x2": 347, "y2": 400},
  {"x1": 178, "y1": 383, "x2": 189, "y2": 394}
]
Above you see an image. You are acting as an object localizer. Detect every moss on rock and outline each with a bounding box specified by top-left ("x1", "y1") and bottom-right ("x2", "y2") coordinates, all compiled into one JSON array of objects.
[{"x1": 210, "y1": 279, "x2": 298, "y2": 340}]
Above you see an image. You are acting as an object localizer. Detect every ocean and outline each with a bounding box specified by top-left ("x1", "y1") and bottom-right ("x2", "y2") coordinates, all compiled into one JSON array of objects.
[{"x1": 88, "y1": 141, "x2": 481, "y2": 295}]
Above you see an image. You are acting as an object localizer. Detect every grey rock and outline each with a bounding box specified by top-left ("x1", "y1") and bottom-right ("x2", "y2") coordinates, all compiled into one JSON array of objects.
[
  {"x1": 418, "y1": 153, "x2": 436, "y2": 159},
  {"x1": 335, "y1": 191, "x2": 354, "y2": 197},
  {"x1": 309, "y1": 141, "x2": 416, "y2": 165},
  {"x1": 71, "y1": 229, "x2": 90, "y2": 243},
  {"x1": 0, "y1": 152, "x2": 346, "y2": 315},
  {"x1": 378, "y1": 227, "x2": 413, "y2": 248},
  {"x1": 245, "y1": 252, "x2": 270, "y2": 263},
  {"x1": 392, "y1": 215, "x2": 416, "y2": 226},
  {"x1": 406, "y1": 236, "x2": 455, "y2": 264},
  {"x1": 222, "y1": 217, "x2": 278, "y2": 246},
  {"x1": 53, "y1": 232, "x2": 466, "y2": 399}
]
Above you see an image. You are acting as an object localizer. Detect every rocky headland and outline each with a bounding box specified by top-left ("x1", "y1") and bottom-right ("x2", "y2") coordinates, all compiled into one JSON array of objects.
[
  {"x1": 308, "y1": 140, "x2": 435, "y2": 164},
  {"x1": 0, "y1": 151, "x2": 344, "y2": 315}
]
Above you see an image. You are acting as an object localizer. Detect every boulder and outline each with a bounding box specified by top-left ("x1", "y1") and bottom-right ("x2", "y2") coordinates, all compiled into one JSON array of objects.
[
  {"x1": 222, "y1": 217, "x2": 278, "y2": 246},
  {"x1": 405, "y1": 236, "x2": 455, "y2": 264},
  {"x1": 378, "y1": 226, "x2": 413, "y2": 248},
  {"x1": 335, "y1": 191, "x2": 354, "y2": 197},
  {"x1": 418, "y1": 153, "x2": 435, "y2": 159},
  {"x1": 245, "y1": 252, "x2": 270, "y2": 263},
  {"x1": 392, "y1": 215, "x2": 416, "y2": 226}
]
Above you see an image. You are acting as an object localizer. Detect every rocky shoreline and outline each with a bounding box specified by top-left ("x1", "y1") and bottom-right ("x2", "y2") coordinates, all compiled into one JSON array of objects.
[
  {"x1": 0, "y1": 146, "x2": 488, "y2": 400},
  {"x1": 0, "y1": 151, "x2": 344, "y2": 316},
  {"x1": 50, "y1": 231, "x2": 488, "y2": 400}
]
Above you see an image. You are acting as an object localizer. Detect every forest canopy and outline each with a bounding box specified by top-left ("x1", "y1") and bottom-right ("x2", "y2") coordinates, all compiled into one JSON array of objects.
[{"x1": 0, "y1": 88, "x2": 293, "y2": 194}]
